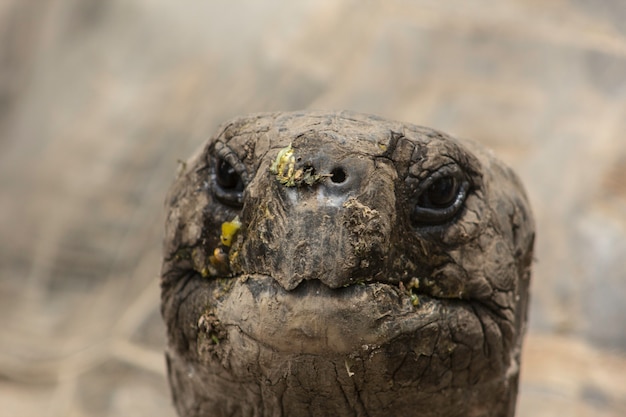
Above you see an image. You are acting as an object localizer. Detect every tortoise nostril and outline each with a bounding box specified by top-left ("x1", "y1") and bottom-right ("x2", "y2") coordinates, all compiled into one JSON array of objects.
[{"x1": 330, "y1": 167, "x2": 347, "y2": 184}]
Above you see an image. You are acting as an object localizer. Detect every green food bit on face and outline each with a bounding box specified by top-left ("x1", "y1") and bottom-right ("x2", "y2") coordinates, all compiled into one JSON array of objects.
[
  {"x1": 270, "y1": 144, "x2": 295, "y2": 182},
  {"x1": 269, "y1": 144, "x2": 328, "y2": 187},
  {"x1": 220, "y1": 216, "x2": 242, "y2": 247},
  {"x1": 407, "y1": 277, "x2": 420, "y2": 290}
]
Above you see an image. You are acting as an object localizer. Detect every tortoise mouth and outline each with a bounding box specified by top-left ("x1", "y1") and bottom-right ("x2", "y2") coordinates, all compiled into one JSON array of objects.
[{"x1": 207, "y1": 273, "x2": 460, "y2": 355}]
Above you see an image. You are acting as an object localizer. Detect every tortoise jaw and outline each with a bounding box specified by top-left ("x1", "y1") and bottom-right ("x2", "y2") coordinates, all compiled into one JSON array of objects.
[
  {"x1": 207, "y1": 274, "x2": 443, "y2": 355},
  {"x1": 185, "y1": 270, "x2": 517, "y2": 413}
]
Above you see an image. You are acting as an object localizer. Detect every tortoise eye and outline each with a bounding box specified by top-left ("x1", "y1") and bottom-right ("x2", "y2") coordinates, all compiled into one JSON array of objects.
[
  {"x1": 421, "y1": 176, "x2": 458, "y2": 208},
  {"x1": 412, "y1": 166, "x2": 469, "y2": 225},
  {"x1": 211, "y1": 144, "x2": 247, "y2": 208},
  {"x1": 216, "y1": 158, "x2": 244, "y2": 191}
]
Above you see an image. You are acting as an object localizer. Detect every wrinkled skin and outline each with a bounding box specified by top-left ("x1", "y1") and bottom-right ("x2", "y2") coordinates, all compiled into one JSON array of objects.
[{"x1": 161, "y1": 111, "x2": 534, "y2": 417}]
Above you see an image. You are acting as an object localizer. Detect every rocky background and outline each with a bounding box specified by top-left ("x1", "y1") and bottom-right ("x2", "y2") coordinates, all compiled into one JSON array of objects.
[{"x1": 1, "y1": 1, "x2": 625, "y2": 416}]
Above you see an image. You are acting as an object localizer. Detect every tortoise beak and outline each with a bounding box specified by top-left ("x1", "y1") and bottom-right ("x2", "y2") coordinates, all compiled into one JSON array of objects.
[{"x1": 233, "y1": 146, "x2": 397, "y2": 290}]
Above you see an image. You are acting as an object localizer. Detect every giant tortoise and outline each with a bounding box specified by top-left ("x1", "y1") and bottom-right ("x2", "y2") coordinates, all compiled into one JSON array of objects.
[{"x1": 161, "y1": 110, "x2": 535, "y2": 417}]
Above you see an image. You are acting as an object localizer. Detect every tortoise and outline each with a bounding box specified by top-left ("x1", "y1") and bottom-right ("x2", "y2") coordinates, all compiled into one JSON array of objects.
[{"x1": 160, "y1": 110, "x2": 535, "y2": 417}]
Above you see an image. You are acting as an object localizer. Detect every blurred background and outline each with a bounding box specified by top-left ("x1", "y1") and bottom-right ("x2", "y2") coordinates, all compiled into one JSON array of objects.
[{"x1": 1, "y1": 1, "x2": 625, "y2": 416}]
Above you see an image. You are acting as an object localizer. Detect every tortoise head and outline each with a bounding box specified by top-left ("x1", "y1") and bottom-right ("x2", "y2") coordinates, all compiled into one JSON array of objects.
[{"x1": 161, "y1": 111, "x2": 534, "y2": 417}]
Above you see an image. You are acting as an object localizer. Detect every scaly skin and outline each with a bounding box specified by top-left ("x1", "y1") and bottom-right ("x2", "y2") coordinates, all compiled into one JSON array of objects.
[{"x1": 161, "y1": 111, "x2": 534, "y2": 417}]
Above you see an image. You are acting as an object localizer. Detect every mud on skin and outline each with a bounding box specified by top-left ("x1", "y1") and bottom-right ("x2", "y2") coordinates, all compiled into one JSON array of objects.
[{"x1": 160, "y1": 111, "x2": 535, "y2": 417}]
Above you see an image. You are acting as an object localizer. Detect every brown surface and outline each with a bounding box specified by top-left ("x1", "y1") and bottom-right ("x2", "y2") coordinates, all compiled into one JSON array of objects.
[{"x1": 0, "y1": 1, "x2": 625, "y2": 416}]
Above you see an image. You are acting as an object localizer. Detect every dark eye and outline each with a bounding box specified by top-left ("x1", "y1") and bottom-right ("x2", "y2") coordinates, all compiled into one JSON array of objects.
[
  {"x1": 211, "y1": 144, "x2": 247, "y2": 208},
  {"x1": 217, "y1": 159, "x2": 244, "y2": 191},
  {"x1": 422, "y1": 176, "x2": 458, "y2": 208},
  {"x1": 412, "y1": 167, "x2": 469, "y2": 225}
]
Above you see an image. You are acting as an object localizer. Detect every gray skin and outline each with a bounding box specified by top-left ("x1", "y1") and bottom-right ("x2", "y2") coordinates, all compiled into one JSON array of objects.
[{"x1": 160, "y1": 111, "x2": 535, "y2": 417}]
